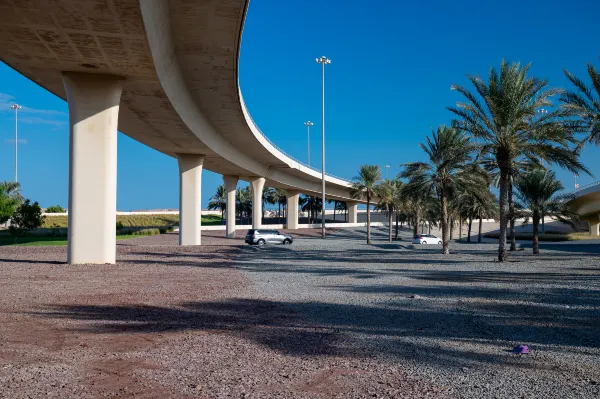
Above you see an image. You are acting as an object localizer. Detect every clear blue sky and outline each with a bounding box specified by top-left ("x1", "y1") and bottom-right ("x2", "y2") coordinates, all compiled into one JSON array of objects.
[{"x1": 0, "y1": 0, "x2": 598, "y2": 210}]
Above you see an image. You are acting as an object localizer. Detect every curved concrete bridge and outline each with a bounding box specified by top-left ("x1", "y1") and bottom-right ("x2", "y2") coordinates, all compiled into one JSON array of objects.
[
  {"x1": 566, "y1": 182, "x2": 600, "y2": 235},
  {"x1": 0, "y1": 0, "x2": 363, "y2": 264}
]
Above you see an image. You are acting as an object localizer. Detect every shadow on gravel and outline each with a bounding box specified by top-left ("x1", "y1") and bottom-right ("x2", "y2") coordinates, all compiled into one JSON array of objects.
[{"x1": 32, "y1": 295, "x2": 600, "y2": 368}]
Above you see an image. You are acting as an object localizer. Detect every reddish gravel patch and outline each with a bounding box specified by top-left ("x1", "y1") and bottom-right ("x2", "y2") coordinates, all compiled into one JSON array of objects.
[{"x1": 0, "y1": 234, "x2": 448, "y2": 398}]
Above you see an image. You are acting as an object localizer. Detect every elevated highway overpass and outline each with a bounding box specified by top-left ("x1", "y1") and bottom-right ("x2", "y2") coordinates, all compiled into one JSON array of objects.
[
  {"x1": 566, "y1": 182, "x2": 600, "y2": 235},
  {"x1": 0, "y1": 0, "x2": 363, "y2": 264}
]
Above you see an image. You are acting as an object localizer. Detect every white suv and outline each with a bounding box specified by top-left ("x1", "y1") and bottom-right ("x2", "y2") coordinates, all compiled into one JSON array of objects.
[{"x1": 412, "y1": 234, "x2": 442, "y2": 245}]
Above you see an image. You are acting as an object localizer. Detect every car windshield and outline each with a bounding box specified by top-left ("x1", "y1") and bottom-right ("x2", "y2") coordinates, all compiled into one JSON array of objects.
[{"x1": 246, "y1": 230, "x2": 256, "y2": 235}]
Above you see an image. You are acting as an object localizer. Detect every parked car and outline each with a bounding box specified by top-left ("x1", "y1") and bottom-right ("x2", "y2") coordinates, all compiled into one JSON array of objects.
[
  {"x1": 245, "y1": 229, "x2": 293, "y2": 246},
  {"x1": 412, "y1": 234, "x2": 443, "y2": 245}
]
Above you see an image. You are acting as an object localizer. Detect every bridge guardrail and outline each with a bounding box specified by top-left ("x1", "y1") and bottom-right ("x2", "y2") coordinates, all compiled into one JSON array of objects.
[
  {"x1": 571, "y1": 181, "x2": 600, "y2": 195},
  {"x1": 244, "y1": 111, "x2": 352, "y2": 184}
]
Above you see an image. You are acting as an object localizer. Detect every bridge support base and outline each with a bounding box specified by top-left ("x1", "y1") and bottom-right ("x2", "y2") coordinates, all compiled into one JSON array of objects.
[
  {"x1": 286, "y1": 190, "x2": 300, "y2": 229},
  {"x1": 177, "y1": 154, "x2": 204, "y2": 245},
  {"x1": 62, "y1": 72, "x2": 124, "y2": 265},
  {"x1": 251, "y1": 177, "x2": 265, "y2": 229},
  {"x1": 223, "y1": 175, "x2": 238, "y2": 238},
  {"x1": 590, "y1": 220, "x2": 600, "y2": 236},
  {"x1": 348, "y1": 201, "x2": 358, "y2": 224}
]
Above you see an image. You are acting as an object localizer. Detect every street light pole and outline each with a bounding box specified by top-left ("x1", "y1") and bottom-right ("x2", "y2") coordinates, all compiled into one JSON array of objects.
[
  {"x1": 10, "y1": 104, "x2": 22, "y2": 182},
  {"x1": 316, "y1": 56, "x2": 331, "y2": 239},
  {"x1": 304, "y1": 121, "x2": 313, "y2": 166},
  {"x1": 384, "y1": 165, "x2": 390, "y2": 180}
]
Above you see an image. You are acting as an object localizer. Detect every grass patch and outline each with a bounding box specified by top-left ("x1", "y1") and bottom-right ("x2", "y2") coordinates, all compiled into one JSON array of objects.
[
  {"x1": 42, "y1": 214, "x2": 224, "y2": 228},
  {"x1": 0, "y1": 235, "x2": 143, "y2": 247},
  {"x1": 483, "y1": 232, "x2": 593, "y2": 242}
]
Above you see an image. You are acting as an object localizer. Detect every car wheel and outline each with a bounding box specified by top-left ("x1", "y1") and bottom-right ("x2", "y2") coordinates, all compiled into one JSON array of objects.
[
  {"x1": 283, "y1": 239, "x2": 291, "y2": 245},
  {"x1": 422, "y1": 241, "x2": 427, "y2": 244},
  {"x1": 438, "y1": 241, "x2": 442, "y2": 245},
  {"x1": 257, "y1": 239, "x2": 266, "y2": 246}
]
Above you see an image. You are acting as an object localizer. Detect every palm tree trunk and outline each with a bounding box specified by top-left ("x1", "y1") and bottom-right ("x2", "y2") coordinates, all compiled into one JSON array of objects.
[
  {"x1": 388, "y1": 211, "x2": 392, "y2": 242},
  {"x1": 533, "y1": 214, "x2": 540, "y2": 255},
  {"x1": 498, "y1": 168, "x2": 509, "y2": 261},
  {"x1": 450, "y1": 218, "x2": 454, "y2": 240},
  {"x1": 459, "y1": 217, "x2": 463, "y2": 241},
  {"x1": 478, "y1": 217, "x2": 483, "y2": 243},
  {"x1": 333, "y1": 201, "x2": 337, "y2": 221},
  {"x1": 467, "y1": 216, "x2": 473, "y2": 242},
  {"x1": 413, "y1": 215, "x2": 419, "y2": 237},
  {"x1": 278, "y1": 202, "x2": 281, "y2": 224},
  {"x1": 367, "y1": 196, "x2": 371, "y2": 244},
  {"x1": 509, "y1": 179, "x2": 516, "y2": 251},
  {"x1": 395, "y1": 212, "x2": 399, "y2": 239},
  {"x1": 441, "y1": 193, "x2": 449, "y2": 254}
]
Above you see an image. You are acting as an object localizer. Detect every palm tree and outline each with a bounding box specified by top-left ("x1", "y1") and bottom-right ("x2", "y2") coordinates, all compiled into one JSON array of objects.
[
  {"x1": 236, "y1": 187, "x2": 252, "y2": 224},
  {"x1": 300, "y1": 195, "x2": 322, "y2": 224},
  {"x1": 401, "y1": 126, "x2": 485, "y2": 254},
  {"x1": 268, "y1": 189, "x2": 286, "y2": 223},
  {"x1": 262, "y1": 187, "x2": 276, "y2": 223},
  {"x1": 515, "y1": 169, "x2": 578, "y2": 254},
  {"x1": 350, "y1": 165, "x2": 381, "y2": 244},
  {"x1": 208, "y1": 184, "x2": 227, "y2": 222},
  {"x1": 561, "y1": 61, "x2": 600, "y2": 145},
  {"x1": 449, "y1": 60, "x2": 588, "y2": 261},
  {"x1": 375, "y1": 180, "x2": 396, "y2": 242},
  {"x1": 335, "y1": 201, "x2": 348, "y2": 222}
]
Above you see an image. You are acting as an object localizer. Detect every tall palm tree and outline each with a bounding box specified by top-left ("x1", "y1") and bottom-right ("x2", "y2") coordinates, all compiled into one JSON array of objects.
[
  {"x1": 350, "y1": 165, "x2": 381, "y2": 244},
  {"x1": 515, "y1": 169, "x2": 578, "y2": 254},
  {"x1": 561, "y1": 61, "x2": 600, "y2": 145},
  {"x1": 375, "y1": 179, "x2": 396, "y2": 242},
  {"x1": 449, "y1": 60, "x2": 588, "y2": 261},
  {"x1": 208, "y1": 184, "x2": 227, "y2": 222},
  {"x1": 401, "y1": 126, "x2": 485, "y2": 254}
]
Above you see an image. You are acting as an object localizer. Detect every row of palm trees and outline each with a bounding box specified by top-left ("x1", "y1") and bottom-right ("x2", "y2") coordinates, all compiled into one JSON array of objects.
[
  {"x1": 349, "y1": 59, "x2": 600, "y2": 260},
  {"x1": 208, "y1": 186, "x2": 348, "y2": 225}
]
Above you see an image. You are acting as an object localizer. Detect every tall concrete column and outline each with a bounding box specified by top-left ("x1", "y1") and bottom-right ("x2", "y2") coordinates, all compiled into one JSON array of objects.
[
  {"x1": 251, "y1": 177, "x2": 265, "y2": 229},
  {"x1": 348, "y1": 201, "x2": 359, "y2": 224},
  {"x1": 177, "y1": 154, "x2": 204, "y2": 245},
  {"x1": 286, "y1": 190, "x2": 300, "y2": 229},
  {"x1": 223, "y1": 175, "x2": 238, "y2": 238},
  {"x1": 62, "y1": 72, "x2": 124, "y2": 265}
]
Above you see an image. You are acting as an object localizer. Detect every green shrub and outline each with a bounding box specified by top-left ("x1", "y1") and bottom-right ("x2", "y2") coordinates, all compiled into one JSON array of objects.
[
  {"x1": 9, "y1": 200, "x2": 45, "y2": 241},
  {"x1": 45, "y1": 205, "x2": 65, "y2": 213},
  {"x1": 116, "y1": 221, "x2": 124, "y2": 231}
]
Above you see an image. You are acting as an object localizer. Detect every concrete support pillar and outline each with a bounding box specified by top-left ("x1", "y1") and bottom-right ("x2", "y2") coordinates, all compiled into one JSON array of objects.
[
  {"x1": 62, "y1": 72, "x2": 124, "y2": 265},
  {"x1": 223, "y1": 175, "x2": 238, "y2": 238},
  {"x1": 348, "y1": 201, "x2": 359, "y2": 224},
  {"x1": 286, "y1": 190, "x2": 300, "y2": 229},
  {"x1": 251, "y1": 177, "x2": 265, "y2": 229},
  {"x1": 589, "y1": 220, "x2": 600, "y2": 236},
  {"x1": 177, "y1": 154, "x2": 204, "y2": 245}
]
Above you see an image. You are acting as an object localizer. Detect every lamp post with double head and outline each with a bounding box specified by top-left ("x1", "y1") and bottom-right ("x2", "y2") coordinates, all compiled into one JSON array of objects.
[
  {"x1": 10, "y1": 104, "x2": 22, "y2": 182},
  {"x1": 316, "y1": 56, "x2": 331, "y2": 239}
]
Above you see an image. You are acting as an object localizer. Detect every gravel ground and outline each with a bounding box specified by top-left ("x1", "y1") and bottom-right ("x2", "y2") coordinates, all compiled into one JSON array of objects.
[
  {"x1": 0, "y1": 227, "x2": 599, "y2": 398},
  {"x1": 237, "y1": 227, "x2": 600, "y2": 398}
]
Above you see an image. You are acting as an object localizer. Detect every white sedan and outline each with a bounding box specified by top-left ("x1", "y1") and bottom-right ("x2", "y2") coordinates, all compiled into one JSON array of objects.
[{"x1": 412, "y1": 234, "x2": 443, "y2": 245}]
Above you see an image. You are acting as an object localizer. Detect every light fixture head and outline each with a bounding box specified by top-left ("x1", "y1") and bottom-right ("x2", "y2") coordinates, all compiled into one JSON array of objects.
[
  {"x1": 316, "y1": 56, "x2": 331, "y2": 64},
  {"x1": 10, "y1": 104, "x2": 22, "y2": 110}
]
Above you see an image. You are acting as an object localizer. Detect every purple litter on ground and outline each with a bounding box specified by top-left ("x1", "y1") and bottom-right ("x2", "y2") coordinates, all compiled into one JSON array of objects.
[{"x1": 513, "y1": 344, "x2": 529, "y2": 354}]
